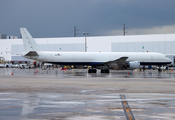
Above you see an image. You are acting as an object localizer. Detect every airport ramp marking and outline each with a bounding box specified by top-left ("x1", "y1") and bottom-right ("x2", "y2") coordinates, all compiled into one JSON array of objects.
[
  {"x1": 120, "y1": 94, "x2": 135, "y2": 120},
  {"x1": 108, "y1": 94, "x2": 139, "y2": 120}
]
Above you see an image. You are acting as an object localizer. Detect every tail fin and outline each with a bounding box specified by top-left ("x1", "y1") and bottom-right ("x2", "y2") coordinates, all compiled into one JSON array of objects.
[{"x1": 20, "y1": 28, "x2": 42, "y2": 52}]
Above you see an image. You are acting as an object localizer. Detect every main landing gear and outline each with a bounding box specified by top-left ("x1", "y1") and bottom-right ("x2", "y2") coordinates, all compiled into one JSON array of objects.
[
  {"x1": 101, "y1": 69, "x2": 110, "y2": 73},
  {"x1": 88, "y1": 69, "x2": 97, "y2": 73},
  {"x1": 88, "y1": 68, "x2": 110, "y2": 73}
]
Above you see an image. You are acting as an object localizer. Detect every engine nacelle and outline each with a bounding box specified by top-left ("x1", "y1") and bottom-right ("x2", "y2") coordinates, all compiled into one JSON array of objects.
[{"x1": 126, "y1": 61, "x2": 140, "y2": 70}]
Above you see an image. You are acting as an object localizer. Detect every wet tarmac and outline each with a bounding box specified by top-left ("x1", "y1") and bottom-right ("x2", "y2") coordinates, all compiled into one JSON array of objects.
[
  {"x1": 1, "y1": 68, "x2": 175, "y2": 79},
  {"x1": 0, "y1": 68, "x2": 175, "y2": 120}
]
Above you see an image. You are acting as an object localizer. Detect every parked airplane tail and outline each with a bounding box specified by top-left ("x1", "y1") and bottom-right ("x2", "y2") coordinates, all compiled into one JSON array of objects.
[{"x1": 20, "y1": 28, "x2": 42, "y2": 52}]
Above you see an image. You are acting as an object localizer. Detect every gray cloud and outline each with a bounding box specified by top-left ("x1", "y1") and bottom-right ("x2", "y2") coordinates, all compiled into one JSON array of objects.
[{"x1": 0, "y1": 0, "x2": 175, "y2": 38}]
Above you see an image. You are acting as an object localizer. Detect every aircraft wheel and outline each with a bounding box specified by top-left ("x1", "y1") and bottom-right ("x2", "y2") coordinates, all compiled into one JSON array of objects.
[
  {"x1": 101, "y1": 69, "x2": 104, "y2": 73},
  {"x1": 101, "y1": 69, "x2": 110, "y2": 73},
  {"x1": 101, "y1": 69, "x2": 105, "y2": 73},
  {"x1": 88, "y1": 69, "x2": 97, "y2": 73},
  {"x1": 88, "y1": 69, "x2": 92, "y2": 73},
  {"x1": 158, "y1": 68, "x2": 162, "y2": 72},
  {"x1": 93, "y1": 69, "x2": 97, "y2": 73},
  {"x1": 106, "y1": 69, "x2": 110, "y2": 73}
]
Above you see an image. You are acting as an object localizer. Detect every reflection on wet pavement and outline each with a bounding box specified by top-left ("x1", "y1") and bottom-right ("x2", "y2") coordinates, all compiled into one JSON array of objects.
[{"x1": 1, "y1": 68, "x2": 175, "y2": 79}]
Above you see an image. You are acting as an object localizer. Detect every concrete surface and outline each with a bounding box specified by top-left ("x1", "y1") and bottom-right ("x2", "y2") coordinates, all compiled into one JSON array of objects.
[{"x1": 0, "y1": 68, "x2": 175, "y2": 120}]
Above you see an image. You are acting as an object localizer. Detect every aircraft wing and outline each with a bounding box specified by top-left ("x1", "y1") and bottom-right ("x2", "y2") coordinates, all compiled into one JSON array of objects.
[
  {"x1": 103, "y1": 57, "x2": 128, "y2": 66},
  {"x1": 23, "y1": 51, "x2": 39, "y2": 59},
  {"x1": 4, "y1": 51, "x2": 38, "y2": 57},
  {"x1": 5, "y1": 50, "x2": 39, "y2": 61}
]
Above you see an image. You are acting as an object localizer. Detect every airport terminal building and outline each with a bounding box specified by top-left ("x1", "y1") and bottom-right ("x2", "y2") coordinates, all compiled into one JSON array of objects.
[{"x1": 0, "y1": 33, "x2": 175, "y2": 63}]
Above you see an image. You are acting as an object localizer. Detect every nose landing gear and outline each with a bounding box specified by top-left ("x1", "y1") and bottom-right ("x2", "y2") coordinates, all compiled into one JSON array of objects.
[{"x1": 158, "y1": 66, "x2": 162, "y2": 72}]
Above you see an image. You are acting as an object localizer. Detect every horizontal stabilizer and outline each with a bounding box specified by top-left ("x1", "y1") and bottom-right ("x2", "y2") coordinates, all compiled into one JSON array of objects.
[
  {"x1": 4, "y1": 51, "x2": 23, "y2": 56},
  {"x1": 24, "y1": 51, "x2": 39, "y2": 56}
]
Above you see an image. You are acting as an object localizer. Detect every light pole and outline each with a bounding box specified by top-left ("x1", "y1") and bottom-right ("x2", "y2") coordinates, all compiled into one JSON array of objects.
[
  {"x1": 83, "y1": 32, "x2": 89, "y2": 52},
  {"x1": 123, "y1": 24, "x2": 128, "y2": 36}
]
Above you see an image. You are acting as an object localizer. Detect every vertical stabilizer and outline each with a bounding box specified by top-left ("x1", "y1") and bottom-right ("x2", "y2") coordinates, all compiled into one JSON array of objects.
[{"x1": 20, "y1": 28, "x2": 42, "y2": 52}]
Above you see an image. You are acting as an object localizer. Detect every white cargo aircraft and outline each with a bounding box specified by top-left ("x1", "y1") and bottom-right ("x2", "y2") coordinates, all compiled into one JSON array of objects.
[{"x1": 20, "y1": 28, "x2": 172, "y2": 73}]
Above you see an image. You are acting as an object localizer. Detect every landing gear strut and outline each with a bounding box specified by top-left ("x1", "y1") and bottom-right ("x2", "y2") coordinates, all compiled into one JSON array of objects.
[
  {"x1": 143, "y1": 65, "x2": 145, "y2": 71},
  {"x1": 158, "y1": 66, "x2": 162, "y2": 72},
  {"x1": 140, "y1": 65, "x2": 145, "y2": 71}
]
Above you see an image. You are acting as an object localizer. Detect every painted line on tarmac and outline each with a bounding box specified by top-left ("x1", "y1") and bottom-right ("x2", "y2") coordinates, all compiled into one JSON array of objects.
[
  {"x1": 120, "y1": 94, "x2": 135, "y2": 120},
  {"x1": 108, "y1": 94, "x2": 140, "y2": 119}
]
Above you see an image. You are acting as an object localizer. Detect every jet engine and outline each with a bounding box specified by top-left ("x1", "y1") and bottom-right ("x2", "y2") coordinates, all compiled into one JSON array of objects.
[{"x1": 124, "y1": 61, "x2": 140, "y2": 70}]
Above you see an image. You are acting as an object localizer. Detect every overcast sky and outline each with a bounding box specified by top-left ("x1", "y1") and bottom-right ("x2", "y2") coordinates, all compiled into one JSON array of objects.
[{"x1": 1, "y1": 0, "x2": 175, "y2": 38}]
